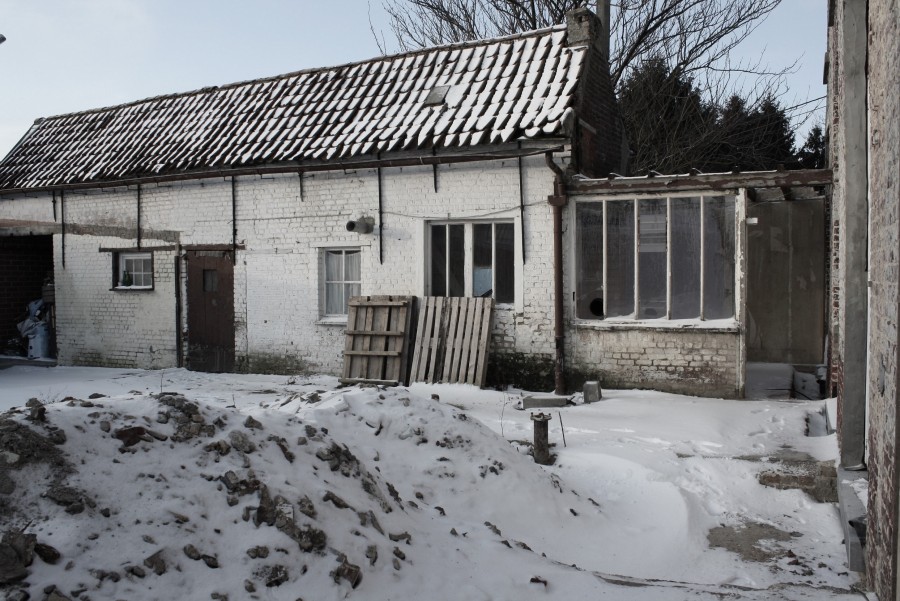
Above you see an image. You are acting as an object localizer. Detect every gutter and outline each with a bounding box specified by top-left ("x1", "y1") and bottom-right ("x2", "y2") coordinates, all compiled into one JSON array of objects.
[
  {"x1": 0, "y1": 145, "x2": 564, "y2": 197},
  {"x1": 545, "y1": 151, "x2": 568, "y2": 395}
]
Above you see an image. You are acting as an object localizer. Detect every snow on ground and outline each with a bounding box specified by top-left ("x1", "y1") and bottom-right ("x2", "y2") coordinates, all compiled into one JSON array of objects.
[{"x1": 0, "y1": 366, "x2": 861, "y2": 600}]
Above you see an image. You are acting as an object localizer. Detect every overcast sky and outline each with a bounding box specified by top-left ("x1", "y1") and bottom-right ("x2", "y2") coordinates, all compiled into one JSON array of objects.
[{"x1": 0, "y1": 0, "x2": 826, "y2": 157}]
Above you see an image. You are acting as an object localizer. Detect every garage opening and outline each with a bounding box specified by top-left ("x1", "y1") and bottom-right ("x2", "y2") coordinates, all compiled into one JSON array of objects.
[{"x1": 0, "y1": 235, "x2": 55, "y2": 361}]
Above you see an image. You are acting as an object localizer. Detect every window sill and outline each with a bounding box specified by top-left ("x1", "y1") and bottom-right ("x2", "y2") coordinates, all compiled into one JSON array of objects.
[
  {"x1": 316, "y1": 317, "x2": 348, "y2": 326},
  {"x1": 111, "y1": 286, "x2": 155, "y2": 292},
  {"x1": 573, "y1": 317, "x2": 740, "y2": 334}
]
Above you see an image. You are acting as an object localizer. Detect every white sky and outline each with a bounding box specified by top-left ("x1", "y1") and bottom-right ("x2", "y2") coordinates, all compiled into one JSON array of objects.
[{"x1": 0, "y1": 0, "x2": 826, "y2": 157}]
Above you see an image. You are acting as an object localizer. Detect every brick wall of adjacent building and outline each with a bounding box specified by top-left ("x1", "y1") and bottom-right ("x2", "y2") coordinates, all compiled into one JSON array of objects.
[{"x1": 863, "y1": 1, "x2": 900, "y2": 598}]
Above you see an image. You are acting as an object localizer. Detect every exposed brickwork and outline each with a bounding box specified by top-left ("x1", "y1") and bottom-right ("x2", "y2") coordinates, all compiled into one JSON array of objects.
[
  {"x1": 0, "y1": 236, "x2": 53, "y2": 342},
  {"x1": 569, "y1": 326, "x2": 742, "y2": 398}
]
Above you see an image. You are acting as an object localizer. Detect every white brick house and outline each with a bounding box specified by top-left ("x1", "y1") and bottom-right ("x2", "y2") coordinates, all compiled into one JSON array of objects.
[{"x1": 0, "y1": 8, "x2": 828, "y2": 398}]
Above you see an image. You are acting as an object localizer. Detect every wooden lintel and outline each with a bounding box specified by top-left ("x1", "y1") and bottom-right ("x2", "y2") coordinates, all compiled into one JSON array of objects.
[
  {"x1": 344, "y1": 350, "x2": 404, "y2": 357},
  {"x1": 568, "y1": 169, "x2": 833, "y2": 195}
]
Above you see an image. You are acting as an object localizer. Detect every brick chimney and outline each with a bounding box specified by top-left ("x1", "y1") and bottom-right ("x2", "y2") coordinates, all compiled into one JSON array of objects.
[{"x1": 566, "y1": 2, "x2": 610, "y2": 60}]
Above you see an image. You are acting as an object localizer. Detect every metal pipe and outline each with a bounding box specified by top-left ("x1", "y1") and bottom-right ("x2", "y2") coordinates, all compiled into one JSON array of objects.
[
  {"x1": 231, "y1": 176, "x2": 237, "y2": 265},
  {"x1": 518, "y1": 153, "x2": 526, "y2": 264},
  {"x1": 545, "y1": 152, "x2": 567, "y2": 395},
  {"x1": 175, "y1": 254, "x2": 183, "y2": 368},
  {"x1": 136, "y1": 184, "x2": 142, "y2": 249},
  {"x1": 60, "y1": 190, "x2": 66, "y2": 269},
  {"x1": 377, "y1": 166, "x2": 384, "y2": 265}
]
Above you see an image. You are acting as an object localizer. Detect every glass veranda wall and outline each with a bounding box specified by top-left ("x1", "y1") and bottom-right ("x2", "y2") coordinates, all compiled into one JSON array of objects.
[{"x1": 574, "y1": 194, "x2": 739, "y2": 322}]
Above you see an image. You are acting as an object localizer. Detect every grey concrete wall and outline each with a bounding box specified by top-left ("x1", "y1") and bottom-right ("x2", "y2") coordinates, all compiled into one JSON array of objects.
[
  {"x1": 746, "y1": 199, "x2": 826, "y2": 364},
  {"x1": 828, "y1": 0, "x2": 869, "y2": 469}
]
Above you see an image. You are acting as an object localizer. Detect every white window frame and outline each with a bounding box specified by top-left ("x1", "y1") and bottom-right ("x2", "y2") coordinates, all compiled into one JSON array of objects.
[
  {"x1": 426, "y1": 220, "x2": 518, "y2": 307},
  {"x1": 321, "y1": 247, "x2": 361, "y2": 320},
  {"x1": 573, "y1": 193, "x2": 739, "y2": 322},
  {"x1": 115, "y1": 251, "x2": 153, "y2": 290}
]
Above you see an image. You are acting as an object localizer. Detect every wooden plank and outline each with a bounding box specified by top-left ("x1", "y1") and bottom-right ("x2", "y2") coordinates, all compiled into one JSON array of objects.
[
  {"x1": 441, "y1": 297, "x2": 460, "y2": 383},
  {"x1": 345, "y1": 330, "x2": 405, "y2": 336},
  {"x1": 358, "y1": 299, "x2": 376, "y2": 379},
  {"x1": 386, "y1": 297, "x2": 408, "y2": 383},
  {"x1": 339, "y1": 378, "x2": 399, "y2": 386},
  {"x1": 409, "y1": 297, "x2": 431, "y2": 383},
  {"x1": 341, "y1": 299, "x2": 359, "y2": 380},
  {"x1": 425, "y1": 297, "x2": 445, "y2": 383},
  {"x1": 368, "y1": 301, "x2": 390, "y2": 380},
  {"x1": 457, "y1": 297, "x2": 477, "y2": 384},
  {"x1": 474, "y1": 298, "x2": 494, "y2": 387},
  {"x1": 450, "y1": 296, "x2": 466, "y2": 382},
  {"x1": 462, "y1": 297, "x2": 481, "y2": 385},
  {"x1": 348, "y1": 300, "x2": 409, "y2": 307},
  {"x1": 344, "y1": 350, "x2": 403, "y2": 357}
]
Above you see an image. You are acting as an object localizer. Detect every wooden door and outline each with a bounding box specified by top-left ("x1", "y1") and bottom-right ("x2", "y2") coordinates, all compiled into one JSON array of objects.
[{"x1": 186, "y1": 251, "x2": 235, "y2": 372}]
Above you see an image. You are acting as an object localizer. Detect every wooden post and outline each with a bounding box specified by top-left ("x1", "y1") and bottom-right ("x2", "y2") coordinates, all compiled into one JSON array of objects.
[{"x1": 531, "y1": 412, "x2": 552, "y2": 465}]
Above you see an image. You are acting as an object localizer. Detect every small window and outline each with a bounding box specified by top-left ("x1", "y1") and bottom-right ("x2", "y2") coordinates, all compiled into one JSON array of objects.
[
  {"x1": 323, "y1": 248, "x2": 361, "y2": 317},
  {"x1": 428, "y1": 221, "x2": 515, "y2": 304},
  {"x1": 115, "y1": 252, "x2": 153, "y2": 289}
]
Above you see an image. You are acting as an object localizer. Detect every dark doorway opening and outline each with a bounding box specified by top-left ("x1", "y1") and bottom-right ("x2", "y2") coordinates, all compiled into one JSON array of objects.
[{"x1": 0, "y1": 235, "x2": 55, "y2": 359}]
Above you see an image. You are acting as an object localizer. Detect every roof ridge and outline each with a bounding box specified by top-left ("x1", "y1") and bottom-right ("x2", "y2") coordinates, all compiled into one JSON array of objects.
[{"x1": 33, "y1": 24, "x2": 568, "y2": 124}]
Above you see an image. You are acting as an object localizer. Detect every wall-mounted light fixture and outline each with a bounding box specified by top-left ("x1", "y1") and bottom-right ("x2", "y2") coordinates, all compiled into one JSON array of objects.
[
  {"x1": 0, "y1": 34, "x2": 7, "y2": 45},
  {"x1": 346, "y1": 216, "x2": 375, "y2": 234}
]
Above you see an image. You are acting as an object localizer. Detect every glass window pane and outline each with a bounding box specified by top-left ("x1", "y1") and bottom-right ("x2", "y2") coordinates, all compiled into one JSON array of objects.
[
  {"x1": 448, "y1": 224, "x2": 465, "y2": 297},
  {"x1": 576, "y1": 204, "x2": 604, "y2": 318},
  {"x1": 703, "y1": 196, "x2": 736, "y2": 319},
  {"x1": 344, "y1": 250, "x2": 361, "y2": 282},
  {"x1": 325, "y1": 283, "x2": 343, "y2": 315},
  {"x1": 473, "y1": 223, "x2": 493, "y2": 297},
  {"x1": 639, "y1": 198, "x2": 667, "y2": 319},
  {"x1": 671, "y1": 197, "x2": 701, "y2": 318},
  {"x1": 606, "y1": 200, "x2": 635, "y2": 317},
  {"x1": 494, "y1": 223, "x2": 514, "y2": 303},
  {"x1": 345, "y1": 283, "x2": 361, "y2": 309},
  {"x1": 325, "y1": 250, "x2": 342, "y2": 282},
  {"x1": 430, "y1": 225, "x2": 447, "y2": 296}
]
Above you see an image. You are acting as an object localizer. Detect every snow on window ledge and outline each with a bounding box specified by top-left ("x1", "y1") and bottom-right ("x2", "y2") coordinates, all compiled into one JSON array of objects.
[
  {"x1": 111, "y1": 285, "x2": 154, "y2": 292},
  {"x1": 316, "y1": 317, "x2": 349, "y2": 326},
  {"x1": 573, "y1": 317, "x2": 740, "y2": 334}
]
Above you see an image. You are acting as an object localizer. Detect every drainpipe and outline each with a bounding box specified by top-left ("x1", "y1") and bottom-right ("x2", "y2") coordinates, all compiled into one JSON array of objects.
[{"x1": 545, "y1": 152, "x2": 567, "y2": 395}]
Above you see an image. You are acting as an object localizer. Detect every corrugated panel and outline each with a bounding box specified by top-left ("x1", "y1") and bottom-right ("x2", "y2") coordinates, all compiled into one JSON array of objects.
[{"x1": 0, "y1": 25, "x2": 584, "y2": 191}]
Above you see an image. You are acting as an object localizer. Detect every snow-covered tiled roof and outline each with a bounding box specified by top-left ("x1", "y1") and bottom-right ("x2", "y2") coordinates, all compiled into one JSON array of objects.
[{"x1": 0, "y1": 26, "x2": 583, "y2": 191}]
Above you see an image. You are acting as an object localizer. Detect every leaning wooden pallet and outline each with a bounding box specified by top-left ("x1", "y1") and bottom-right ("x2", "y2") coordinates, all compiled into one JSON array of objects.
[
  {"x1": 341, "y1": 295, "x2": 413, "y2": 385},
  {"x1": 409, "y1": 296, "x2": 494, "y2": 387}
]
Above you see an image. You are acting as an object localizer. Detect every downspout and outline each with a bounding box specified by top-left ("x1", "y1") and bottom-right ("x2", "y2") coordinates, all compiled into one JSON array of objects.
[
  {"x1": 136, "y1": 184, "x2": 142, "y2": 249},
  {"x1": 545, "y1": 152, "x2": 567, "y2": 395}
]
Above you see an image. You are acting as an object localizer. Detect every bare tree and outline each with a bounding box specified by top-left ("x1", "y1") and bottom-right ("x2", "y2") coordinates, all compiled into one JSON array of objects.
[
  {"x1": 380, "y1": 0, "x2": 580, "y2": 52},
  {"x1": 380, "y1": 1, "x2": 785, "y2": 89},
  {"x1": 378, "y1": 0, "x2": 822, "y2": 173}
]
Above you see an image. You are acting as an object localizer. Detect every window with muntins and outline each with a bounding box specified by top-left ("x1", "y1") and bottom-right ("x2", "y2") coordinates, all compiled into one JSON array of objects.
[
  {"x1": 576, "y1": 196, "x2": 735, "y2": 320},
  {"x1": 324, "y1": 249, "x2": 361, "y2": 316},
  {"x1": 429, "y1": 222, "x2": 514, "y2": 303},
  {"x1": 116, "y1": 252, "x2": 153, "y2": 289}
]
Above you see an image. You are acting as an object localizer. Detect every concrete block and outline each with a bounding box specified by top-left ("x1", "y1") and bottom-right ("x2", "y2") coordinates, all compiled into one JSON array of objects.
[
  {"x1": 521, "y1": 395, "x2": 570, "y2": 409},
  {"x1": 583, "y1": 381, "x2": 602, "y2": 403}
]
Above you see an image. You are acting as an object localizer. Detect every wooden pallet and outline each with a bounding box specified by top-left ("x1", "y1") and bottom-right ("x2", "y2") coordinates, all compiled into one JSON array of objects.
[
  {"x1": 341, "y1": 295, "x2": 413, "y2": 385},
  {"x1": 409, "y1": 296, "x2": 494, "y2": 387}
]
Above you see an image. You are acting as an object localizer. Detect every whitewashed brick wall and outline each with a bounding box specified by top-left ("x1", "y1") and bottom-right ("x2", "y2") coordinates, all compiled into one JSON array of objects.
[{"x1": 2, "y1": 151, "x2": 746, "y2": 397}]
